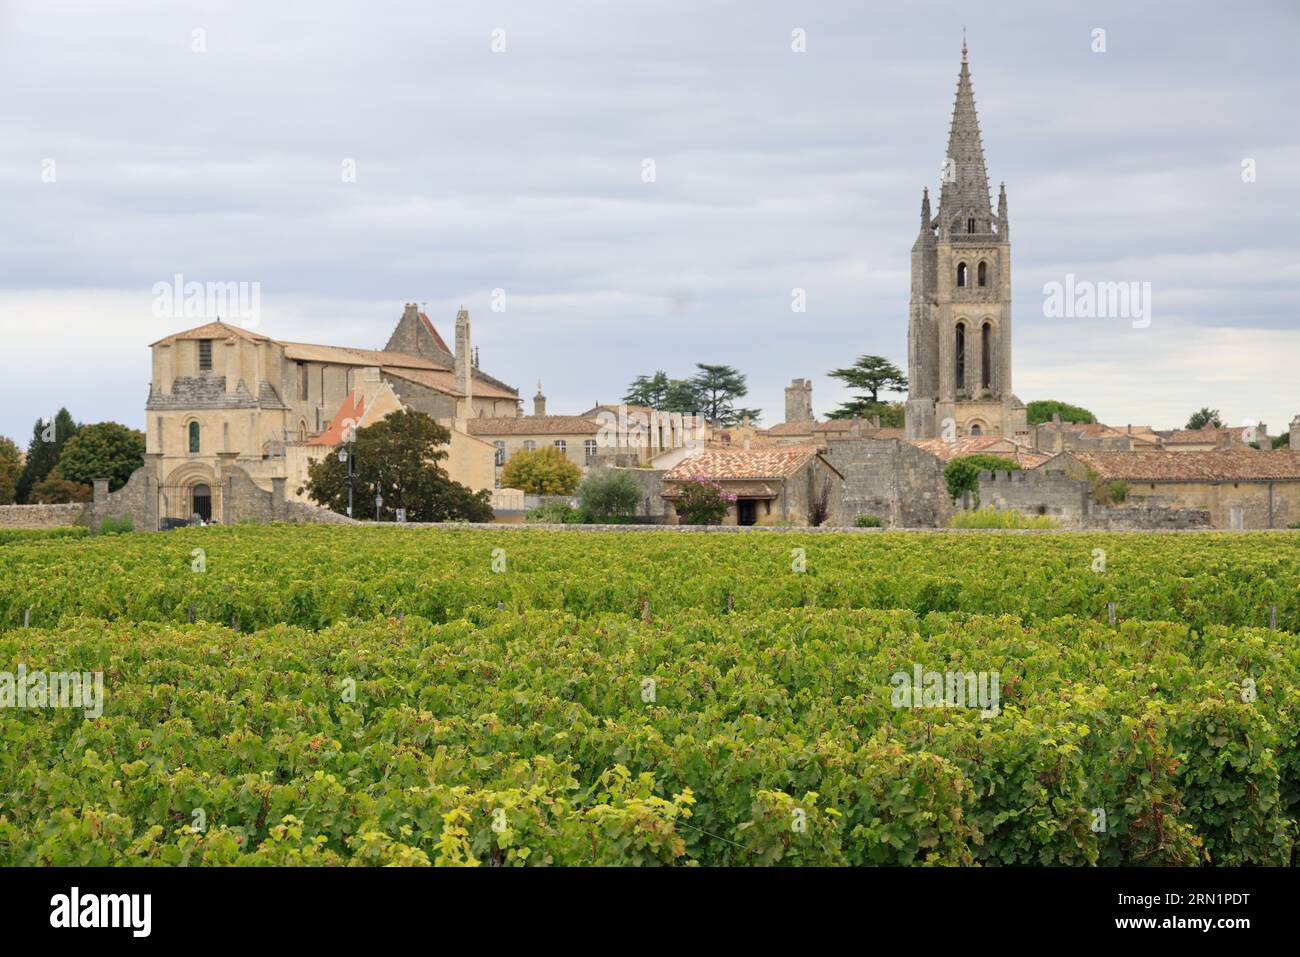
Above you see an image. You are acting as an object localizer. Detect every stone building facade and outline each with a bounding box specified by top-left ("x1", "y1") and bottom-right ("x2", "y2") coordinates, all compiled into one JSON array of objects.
[
  {"x1": 905, "y1": 43, "x2": 1027, "y2": 442},
  {"x1": 144, "y1": 305, "x2": 519, "y2": 521},
  {"x1": 821, "y1": 436, "x2": 953, "y2": 528},
  {"x1": 1042, "y1": 449, "x2": 1300, "y2": 530},
  {"x1": 661, "y1": 447, "x2": 843, "y2": 526}
]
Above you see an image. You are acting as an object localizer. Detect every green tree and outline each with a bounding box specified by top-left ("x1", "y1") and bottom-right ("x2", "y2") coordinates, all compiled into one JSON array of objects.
[
  {"x1": 690, "y1": 364, "x2": 759, "y2": 426},
  {"x1": 500, "y1": 446, "x2": 582, "y2": 495},
  {"x1": 0, "y1": 436, "x2": 21, "y2": 505},
  {"x1": 578, "y1": 468, "x2": 643, "y2": 521},
  {"x1": 1185, "y1": 407, "x2": 1223, "y2": 430},
  {"x1": 55, "y1": 422, "x2": 145, "y2": 492},
  {"x1": 624, "y1": 371, "x2": 702, "y2": 415},
  {"x1": 304, "y1": 409, "x2": 492, "y2": 522},
  {"x1": 1026, "y1": 400, "x2": 1096, "y2": 426},
  {"x1": 28, "y1": 471, "x2": 93, "y2": 504},
  {"x1": 944, "y1": 454, "x2": 1020, "y2": 504},
  {"x1": 16, "y1": 408, "x2": 79, "y2": 503},
  {"x1": 826, "y1": 356, "x2": 908, "y2": 416}
]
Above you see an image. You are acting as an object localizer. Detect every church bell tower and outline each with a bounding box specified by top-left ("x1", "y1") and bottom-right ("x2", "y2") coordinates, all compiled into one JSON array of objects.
[{"x1": 904, "y1": 40, "x2": 1026, "y2": 440}]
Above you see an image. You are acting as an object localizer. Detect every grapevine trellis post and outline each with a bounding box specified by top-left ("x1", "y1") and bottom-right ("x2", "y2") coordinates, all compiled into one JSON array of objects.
[{"x1": 1107, "y1": 602, "x2": 1117, "y2": 626}]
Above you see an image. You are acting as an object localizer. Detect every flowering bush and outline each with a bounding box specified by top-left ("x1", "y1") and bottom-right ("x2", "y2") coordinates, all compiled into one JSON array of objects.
[{"x1": 674, "y1": 475, "x2": 737, "y2": 525}]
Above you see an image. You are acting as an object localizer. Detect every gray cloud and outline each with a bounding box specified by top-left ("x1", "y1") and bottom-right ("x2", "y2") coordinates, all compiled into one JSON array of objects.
[{"x1": 1, "y1": 0, "x2": 1298, "y2": 443}]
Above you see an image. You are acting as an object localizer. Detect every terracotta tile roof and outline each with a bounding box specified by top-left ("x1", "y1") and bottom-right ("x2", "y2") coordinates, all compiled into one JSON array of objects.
[
  {"x1": 663, "y1": 446, "x2": 828, "y2": 481},
  {"x1": 465, "y1": 415, "x2": 601, "y2": 437},
  {"x1": 662, "y1": 480, "x2": 778, "y2": 499},
  {"x1": 149, "y1": 320, "x2": 271, "y2": 347},
  {"x1": 282, "y1": 341, "x2": 446, "y2": 371},
  {"x1": 906, "y1": 435, "x2": 1046, "y2": 465},
  {"x1": 383, "y1": 367, "x2": 520, "y2": 401},
  {"x1": 1163, "y1": 426, "x2": 1251, "y2": 446},
  {"x1": 1067, "y1": 450, "x2": 1300, "y2": 482},
  {"x1": 308, "y1": 391, "x2": 365, "y2": 446}
]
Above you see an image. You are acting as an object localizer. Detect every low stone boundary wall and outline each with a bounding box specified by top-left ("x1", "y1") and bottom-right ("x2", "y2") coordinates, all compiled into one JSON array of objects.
[{"x1": 0, "y1": 503, "x2": 88, "y2": 529}]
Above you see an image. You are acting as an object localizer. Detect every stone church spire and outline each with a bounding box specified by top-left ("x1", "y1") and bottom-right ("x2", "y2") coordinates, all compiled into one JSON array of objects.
[{"x1": 938, "y1": 40, "x2": 992, "y2": 223}]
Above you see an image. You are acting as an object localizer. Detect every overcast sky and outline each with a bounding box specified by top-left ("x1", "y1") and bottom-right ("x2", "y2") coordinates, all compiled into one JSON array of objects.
[{"x1": 2, "y1": 0, "x2": 1298, "y2": 446}]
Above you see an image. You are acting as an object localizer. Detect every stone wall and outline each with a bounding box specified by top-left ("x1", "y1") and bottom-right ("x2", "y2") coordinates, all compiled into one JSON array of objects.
[
  {"x1": 0, "y1": 503, "x2": 88, "y2": 528},
  {"x1": 978, "y1": 470, "x2": 1215, "y2": 530},
  {"x1": 978, "y1": 469, "x2": 1090, "y2": 525},
  {"x1": 823, "y1": 437, "x2": 952, "y2": 528}
]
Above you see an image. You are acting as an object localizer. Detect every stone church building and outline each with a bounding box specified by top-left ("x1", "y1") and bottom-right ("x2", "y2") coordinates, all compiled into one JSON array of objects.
[
  {"x1": 144, "y1": 304, "x2": 519, "y2": 522},
  {"x1": 904, "y1": 42, "x2": 1027, "y2": 442}
]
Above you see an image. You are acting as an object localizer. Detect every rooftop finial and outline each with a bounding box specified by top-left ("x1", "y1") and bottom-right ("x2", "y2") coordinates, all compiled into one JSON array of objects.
[{"x1": 962, "y1": 28, "x2": 967, "y2": 62}]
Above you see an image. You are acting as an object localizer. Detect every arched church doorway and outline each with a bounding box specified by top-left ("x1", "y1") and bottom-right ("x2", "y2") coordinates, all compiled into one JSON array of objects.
[{"x1": 191, "y1": 484, "x2": 212, "y2": 522}]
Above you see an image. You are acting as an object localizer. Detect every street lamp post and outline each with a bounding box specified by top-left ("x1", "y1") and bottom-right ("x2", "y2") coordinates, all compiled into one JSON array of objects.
[
  {"x1": 338, "y1": 445, "x2": 355, "y2": 518},
  {"x1": 375, "y1": 471, "x2": 383, "y2": 521}
]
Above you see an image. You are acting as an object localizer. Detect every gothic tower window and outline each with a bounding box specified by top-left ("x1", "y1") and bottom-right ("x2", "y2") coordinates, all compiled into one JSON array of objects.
[
  {"x1": 967, "y1": 217, "x2": 976, "y2": 234},
  {"x1": 188, "y1": 420, "x2": 201, "y2": 454},
  {"x1": 956, "y1": 262, "x2": 968, "y2": 287},
  {"x1": 981, "y1": 322, "x2": 993, "y2": 389},
  {"x1": 977, "y1": 261, "x2": 987, "y2": 287},
  {"x1": 955, "y1": 323, "x2": 966, "y2": 390}
]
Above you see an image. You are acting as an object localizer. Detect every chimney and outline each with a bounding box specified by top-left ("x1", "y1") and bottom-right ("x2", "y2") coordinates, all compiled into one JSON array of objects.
[
  {"x1": 1051, "y1": 412, "x2": 1061, "y2": 425},
  {"x1": 533, "y1": 380, "x2": 547, "y2": 417},
  {"x1": 454, "y1": 307, "x2": 472, "y2": 418}
]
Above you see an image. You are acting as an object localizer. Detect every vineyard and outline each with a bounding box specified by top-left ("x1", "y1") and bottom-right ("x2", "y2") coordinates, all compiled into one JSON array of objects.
[{"x1": 1, "y1": 525, "x2": 1298, "y2": 865}]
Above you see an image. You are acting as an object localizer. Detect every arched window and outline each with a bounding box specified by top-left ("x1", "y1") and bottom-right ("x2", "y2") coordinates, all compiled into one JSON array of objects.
[
  {"x1": 956, "y1": 262, "x2": 968, "y2": 288},
  {"x1": 981, "y1": 322, "x2": 993, "y2": 389},
  {"x1": 298, "y1": 420, "x2": 307, "y2": 442},
  {"x1": 969, "y1": 424, "x2": 982, "y2": 436},
  {"x1": 967, "y1": 217, "x2": 976, "y2": 234},
  {"x1": 954, "y1": 323, "x2": 966, "y2": 390},
  {"x1": 188, "y1": 421, "x2": 200, "y2": 454},
  {"x1": 977, "y1": 261, "x2": 988, "y2": 287}
]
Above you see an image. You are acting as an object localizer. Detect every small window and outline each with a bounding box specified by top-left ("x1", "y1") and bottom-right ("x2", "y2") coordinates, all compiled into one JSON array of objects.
[
  {"x1": 198, "y1": 340, "x2": 213, "y2": 372},
  {"x1": 188, "y1": 421, "x2": 201, "y2": 454},
  {"x1": 981, "y1": 322, "x2": 992, "y2": 389},
  {"x1": 523, "y1": 440, "x2": 536, "y2": 452},
  {"x1": 977, "y1": 261, "x2": 987, "y2": 287},
  {"x1": 956, "y1": 262, "x2": 968, "y2": 288},
  {"x1": 970, "y1": 424, "x2": 982, "y2": 436},
  {"x1": 494, "y1": 441, "x2": 506, "y2": 467},
  {"x1": 967, "y1": 217, "x2": 976, "y2": 234},
  {"x1": 954, "y1": 323, "x2": 966, "y2": 390},
  {"x1": 554, "y1": 440, "x2": 567, "y2": 456},
  {"x1": 584, "y1": 439, "x2": 598, "y2": 464}
]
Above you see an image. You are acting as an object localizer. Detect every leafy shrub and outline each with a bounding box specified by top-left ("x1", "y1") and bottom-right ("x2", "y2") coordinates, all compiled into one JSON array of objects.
[
  {"x1": 951, "y1": 507, "x2": 1059, "y2": 529},
  {"x1": 944, "y1": 455, "x2": 1019, "y2": 504},
  {"x1": 501, "y1": 447, "x2": 582, "y2": 496},
  {"x1": 577, "y1": 469, "x2": 642, "y2": 521},
  {"x1": 672, "y1": 476, "x2": 736, "y2": 525},
  {"x1": 854, "y1": 514, "x2": 884, "y2": 528},
  {"x1": 524, "y1": 501, "x2": 587, "y2": 524},
  {"x1": 97, "y1": 516, "x2": 134, "y2": 535}
]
